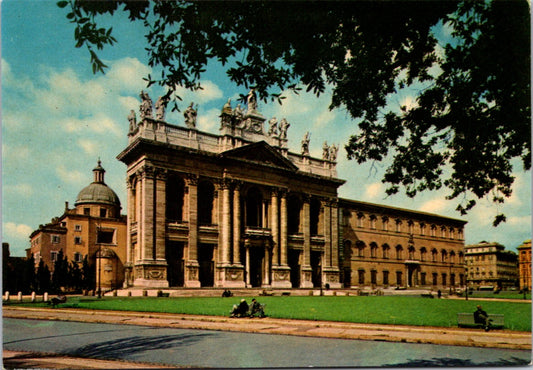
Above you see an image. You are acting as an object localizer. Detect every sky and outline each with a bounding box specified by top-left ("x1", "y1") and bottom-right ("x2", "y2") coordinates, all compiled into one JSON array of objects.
[{"x1": 2, "y1": 0, "x2": 531, "y2": 257}]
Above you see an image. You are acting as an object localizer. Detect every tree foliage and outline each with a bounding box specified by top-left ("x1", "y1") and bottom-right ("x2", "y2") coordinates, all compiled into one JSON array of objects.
[{"x1": 58, "y1": 0, "x2": 530, "y2": 224}]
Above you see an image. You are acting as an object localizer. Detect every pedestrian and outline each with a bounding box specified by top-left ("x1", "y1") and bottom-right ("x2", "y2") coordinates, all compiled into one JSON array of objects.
[
  {"x1": 230, "y1": 299, "x2": 249, "y2": 318},
  {"x1": 249, "y1": 298, "x2": 266, "y2": 318},
  {"x1": 437, "y1": 290, "x2": 442, "y2": 299},
  {"x1": 474, "y1": 305, "x2": 492, "y2": 331}
]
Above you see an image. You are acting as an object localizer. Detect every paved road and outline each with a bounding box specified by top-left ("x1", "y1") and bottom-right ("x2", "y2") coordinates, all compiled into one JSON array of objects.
[{"x1": 4, "y1": 318, "x2": 531, "y2": 368}]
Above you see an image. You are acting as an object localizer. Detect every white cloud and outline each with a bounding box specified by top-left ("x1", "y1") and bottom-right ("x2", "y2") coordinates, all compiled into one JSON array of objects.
[
  {"x1": 197, "y1": 108, "x2": 222, "y2": 132},
  {"x1": 4, "y1": 222, "x2": 33, "y2": 240},
  {"x1": 419, "y1": 198, "x2": 447, "y2": 213},
  {"x1": 106, "y1": 57, "x2": 151, "y2": 91},
  {"x1": 78, "y1": 139, "x2": 98, "y2": 155},
  {"x1": 56, "y1": 165, "x2": 84, "y2": 185},
  {"x1": 364, "y1": 183, "x2": 384, "y2": 200},
  {"x1": 3, "y1": 183, "x2": 33, "y2": 197},
  {"x1": 507, "y1": 215, "x2": 531, "y2": 227},
  {"x1": 312, "y1": 109, "x2": 336, "y2": 129}
]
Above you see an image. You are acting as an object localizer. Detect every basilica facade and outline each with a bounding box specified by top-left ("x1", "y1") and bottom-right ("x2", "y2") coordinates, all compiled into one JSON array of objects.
[{"x1": 118, "y1": 91, "x2": 466, "y2": 291}]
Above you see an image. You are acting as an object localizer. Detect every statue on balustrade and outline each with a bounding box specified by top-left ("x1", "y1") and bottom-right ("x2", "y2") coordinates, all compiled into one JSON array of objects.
[
  {"x1": 184, "y1": 102, "x2": 197, "y2": 128},
  {"x1": 279, "y1": 118, "x2": 290, "y2": 139},
  {"x1": 322, "y1": 141, "x2": 330, "y2": 160},
  {"x1": 302, "y1": 131, "x2": 310, "y2": 156},
  {"x1": 155, "y1": 95, "x2": 169, "y2": 120},
  {"x1": 246, "y1": 88, "x2": 258, "y2": 113},
  {"x1": 329, "y1": 143, "x2": 339, "y2": 162},
  {"x1": 128, "y1": 110, "x2": 137, "y2": 134},
  {"x1": 139, "y1": 90, "x2": 153, "y2": 119},
  {"x1": 268, "y1": 117, "x2": 279, "y2": 136}
]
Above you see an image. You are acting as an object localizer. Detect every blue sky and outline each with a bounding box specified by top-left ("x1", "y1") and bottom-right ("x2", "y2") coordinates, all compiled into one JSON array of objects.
[{"x1": 2, "y1": 0, "x2": 531, "y2": 257}]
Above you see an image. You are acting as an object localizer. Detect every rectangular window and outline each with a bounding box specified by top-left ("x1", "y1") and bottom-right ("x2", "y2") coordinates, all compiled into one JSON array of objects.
[
  {"x1": 432, "y1": 273, "x2": 438, "y2": 286},
  {"x1": 75, "y1": 224, "x2": 82, "y2": 231},
  {"x1": 51, "y1": 235, "x2": 60, "y2": 243},
  {"x1": 74, "y1": 236, "x2": 82, "y2": 244},
  {"x1": 371, "y1": 270, "x2": 377, "y2": 285},
  {"x1": 51, "y1": 251, "x2": 58, "y2": 262},
  {"x1": 84, "y1": 208, "x2": 90, "y2": 215},
  {"x1": 420, "y1": 272, "x2": 426, "y2": 285},
  {"x1": 74, "y1": 252, "x2": 83, "y2": 263},
  {"x1": 383, "y1": 271, "x2": 389, "y2": 285},
  {"x1": 442, "y1": 273, "x2": 447, "y2": 286},
  {"x1": 396, "y1": 271, "x2": 402, "y2": 286},
  {"x1": 97, "y1": 229, "x2": 115, "y2": 244},
  {"x1": 358, "y1": 270, "x2": 365, "y2": 285},
  {"x1": 100, "y1": 208, "x2": 107, "y2": 218}
]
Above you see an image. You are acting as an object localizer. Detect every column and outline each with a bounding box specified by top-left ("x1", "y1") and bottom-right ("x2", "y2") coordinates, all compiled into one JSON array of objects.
[
  {"x1": 126, "y1": 177, "x2": 134, "y2": 265},
  {"x1": 233, "y1": 182, "x2": 242, "y2": 265},
  {"x1": 270, "y1": 188, "x2": 279, "y2": 266},
  {"x1": 221, "y1": 179, "x2": 231, "y2": 264},
  {"x1": 154, "y1": 169, "x2": 167, "y2": 261},
  {"x1": 245, "y1": 246, "x2": 251, "y2": 286},
  {"x1": 185, "y1": 174, "x2": 200, "y2": 287},
  {"x1": 140, "y1": 166, "x2": 154, "y2": 261},
  {"x1": 331, "y1": 199, "x2": 339, "y2": 269},
  {"x1": 263, "y1": 247, "x2": 270, "y2": 286},
  {"x1": 280, "y1": 190, "x2": 288, "y2": 266},
  {"x1": 323, "y1": 199, "x2": 331, "y2": 268},
  {"x1": 301, "y1": 195, "x2": 313, "y2": 288}
]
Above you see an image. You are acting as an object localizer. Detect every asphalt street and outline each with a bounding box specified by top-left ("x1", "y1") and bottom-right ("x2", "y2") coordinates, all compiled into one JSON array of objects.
[{"x1": 4, "y1": 318, "x2": 532, "y2": 368}]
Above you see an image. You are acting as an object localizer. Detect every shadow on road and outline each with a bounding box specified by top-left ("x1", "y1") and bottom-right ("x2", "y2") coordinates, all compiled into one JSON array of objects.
[
  {"x1": 69, "y1": 332, "x2": 214, "y2": 359},
  {"x1": 385, "y1": 356, "x2": 530, "y2": 367}
]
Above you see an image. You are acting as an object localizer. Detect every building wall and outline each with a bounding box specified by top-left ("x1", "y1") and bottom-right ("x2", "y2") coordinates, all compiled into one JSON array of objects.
[
  {"x1": 465, "y1": 241, "x2": 519, "y2": 290},
  {"x1": 517, "y1": 240, "x2": 531, "y2": 291},
  {"x1": 340, "y1": 200, "x2": 466, "y2": 290}
]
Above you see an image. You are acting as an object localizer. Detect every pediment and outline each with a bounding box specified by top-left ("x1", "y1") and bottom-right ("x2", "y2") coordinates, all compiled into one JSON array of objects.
[{"x1": 220, "y1": 141, "x2": 298, "y2": 171}]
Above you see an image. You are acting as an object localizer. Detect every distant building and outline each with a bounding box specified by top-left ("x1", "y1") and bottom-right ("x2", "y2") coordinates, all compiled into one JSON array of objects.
[
  {"x1": 464, "y1": 241, "x2": 518, "y2": 290},
  {"x1": 27, "y1": 160, "x2": 127, "y2": 291},
  {"x1": 117, "y1": 91, "x2": 467, "y2": 290},
  {"x1": 517, "y1": 239, "x2": 531, "y2": 291}
]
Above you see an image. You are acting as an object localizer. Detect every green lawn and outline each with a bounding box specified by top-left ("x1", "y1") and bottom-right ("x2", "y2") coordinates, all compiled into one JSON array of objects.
[{"x1": 9, "y1": 295, "x2": 531, "y2": 332}]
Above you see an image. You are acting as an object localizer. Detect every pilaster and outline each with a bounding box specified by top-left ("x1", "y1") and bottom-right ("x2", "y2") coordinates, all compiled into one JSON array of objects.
[
  {"x1": 185, "y1": 174, "x2": 200, "y2": 287},
  {"x1": 301, "y1": 195, "x2": 313, "y2": 288}
]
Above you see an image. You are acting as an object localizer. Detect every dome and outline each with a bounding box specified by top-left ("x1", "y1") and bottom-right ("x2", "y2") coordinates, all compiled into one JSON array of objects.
[
  {"x1": 75, "y1": 182, "x2": 121, "y2": 207},
  {"x1": 75, "y1": 159, "x2": 121, "y2": 208}
]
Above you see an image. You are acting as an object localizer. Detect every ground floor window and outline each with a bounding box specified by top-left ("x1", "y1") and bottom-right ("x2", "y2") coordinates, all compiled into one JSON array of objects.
[
  {"x1": 441, "y1": 273, "x2": 447, "y2": 286},
  {"x1": 383, "y1": 270, "x2": 389, "y2": 285},
  {"x1": 396, "y1": 271, "x2": 402, "y2": 286},
  {"x1": 371, "y1": 270, "x2": 377, "y2": 285},
  {"x1": 432, "y1": 273, "x2": 438, "y2": 286},
  {"x1": 420, "y1": 272, "x2": 426, "y2": 285},
  {"x1": 358, "y1": 270, "x2": 365, "y2": 285}
]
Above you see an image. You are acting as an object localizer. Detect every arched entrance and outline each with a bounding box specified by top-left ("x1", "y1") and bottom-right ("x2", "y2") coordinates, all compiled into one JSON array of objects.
[{"x1": 166, "y1": 241, "x2": 184, "y2": 287}]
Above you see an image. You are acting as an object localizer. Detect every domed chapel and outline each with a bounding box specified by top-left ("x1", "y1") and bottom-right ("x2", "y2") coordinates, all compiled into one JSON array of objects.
[
  {"x1": 28, "y1": 160, "x2": 127, "y2": 292},
  {"x1": 117, "y1": 91, "x2": 467, "y2": 290}
]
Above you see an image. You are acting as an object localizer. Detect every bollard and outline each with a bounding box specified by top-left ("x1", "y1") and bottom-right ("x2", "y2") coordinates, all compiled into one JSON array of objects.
[
  {"x1": 31, "y1": 292, "x2": 36, "y2": 302},
  {"x1": 17, "y1": 292, "x2": 23, "y2": 301},
  {"x1": 44, "y1": 292, "x2": 49, "y2": 302},
  {"x1": 4, "y1": 291, "x2": 9, "y2": 301}
]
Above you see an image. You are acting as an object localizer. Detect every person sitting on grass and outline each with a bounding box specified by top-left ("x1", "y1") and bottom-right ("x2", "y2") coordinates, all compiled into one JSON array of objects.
[
  {"x1": 474, "y1": 305, "x2": 492, "y2": 331},
  {"x1": 230, "y1": 299, "x2": 249, "y2": 317},
  {"x1": 249, "y1": 298, "x2": 266, "y2": 318}
]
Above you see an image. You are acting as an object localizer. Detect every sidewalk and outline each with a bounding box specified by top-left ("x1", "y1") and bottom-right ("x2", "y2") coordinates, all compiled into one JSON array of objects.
[{"x1": 4, "y1": 306, "x2": 532, "y2": 368}]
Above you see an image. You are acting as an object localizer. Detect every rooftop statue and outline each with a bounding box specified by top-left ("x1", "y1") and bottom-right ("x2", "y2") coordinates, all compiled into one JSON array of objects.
[
  {"x1": 322, "y1": 141, "x2": 329, "y2": 160},
  {"x1": 139, "y1": 90, "x2": 153, "y2": 119},
  {"x1": 128, "y1": 110, "x2": 137, "y2": 133},
  {"x1": 268, "y1": 117, "x2": 279, "y2": 136},
  {"x1": 184, "y1": 102, "x2": 197, "y2": 128},
  {"x1": 301, "y1": 131, "x2": 310, "y2": 156},
  {"x1": 155, "y1": 96, "x2": 169, "y2": 120},
  {"x1": 246, "y1": 88, "x2": 258, "y2": 113},
  {"x1": 233, "y1": 104, "x2": 245, "y2": 127},
  {"x1": 279, "y1": 118, "x2": 290, "y2": 139},
  {"x1": 222, "y1": 98, "x2": 232, "y2": 115},
  {"x1": 329, "y1": 143, "x2": 339, "y2": 162}
]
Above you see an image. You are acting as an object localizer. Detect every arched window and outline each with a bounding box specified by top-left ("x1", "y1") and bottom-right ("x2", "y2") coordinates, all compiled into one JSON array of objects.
[
  {"x1": 382, "y1": 216, "x2": 389, "y2": 231},
  {"x1": 245, "y1": 186, "x2": 263, "y2": 227},
  {"x1": 420, "y1": 222, "x2": 426, "y2": 235},
  {"x1": 450, "y1": 251, "x2": 456, "y2": 263},
  {"x1": 395, "y1": 219, "x2": 402, "y2": 232},
  {"x1": 287, "y1": 195, "x2": 301, "y2": 234},
  {"x1": 408, "y1": 220, "x2": 414, "y2": 234},
  {"x1": 395, "y1": 245, "x2": 403, "y2": 260},
  {"x1": 382, "y1": 244, "x2": 390, "y2": 259},
  {"x1": 198, "y1": 180, "x2": 215, "y2": 225},
  {"x1": 408, "y1": 246, "x2": 415, "y2": 260},
  {"x1": 430, "y1": 225, "x2": 437, "y2": 237},
  {"x1": 370, "y1": 215, "x2": 377, "y2": 229},
  {"x1": 370, "y1": 242, "x2": 378, "y2": 258},
  {"x1": 420, "y1": 247, "x2": 427, "y2": 261},
  {"x1": 356, "y1": 241, "x2": 366, "y2": 257},
  {"x1": 441, "y1": 249, "x2": 448, "y2": 263},
  {"x1": 357, "y1": 212, "x2": 365, "y2": 228},
  {"x1": 431, "y1": 248, "x2": 438, "y2": 262},
  {"x1": 449, "y1": 228, "x2": 455, "y2": 239}
]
